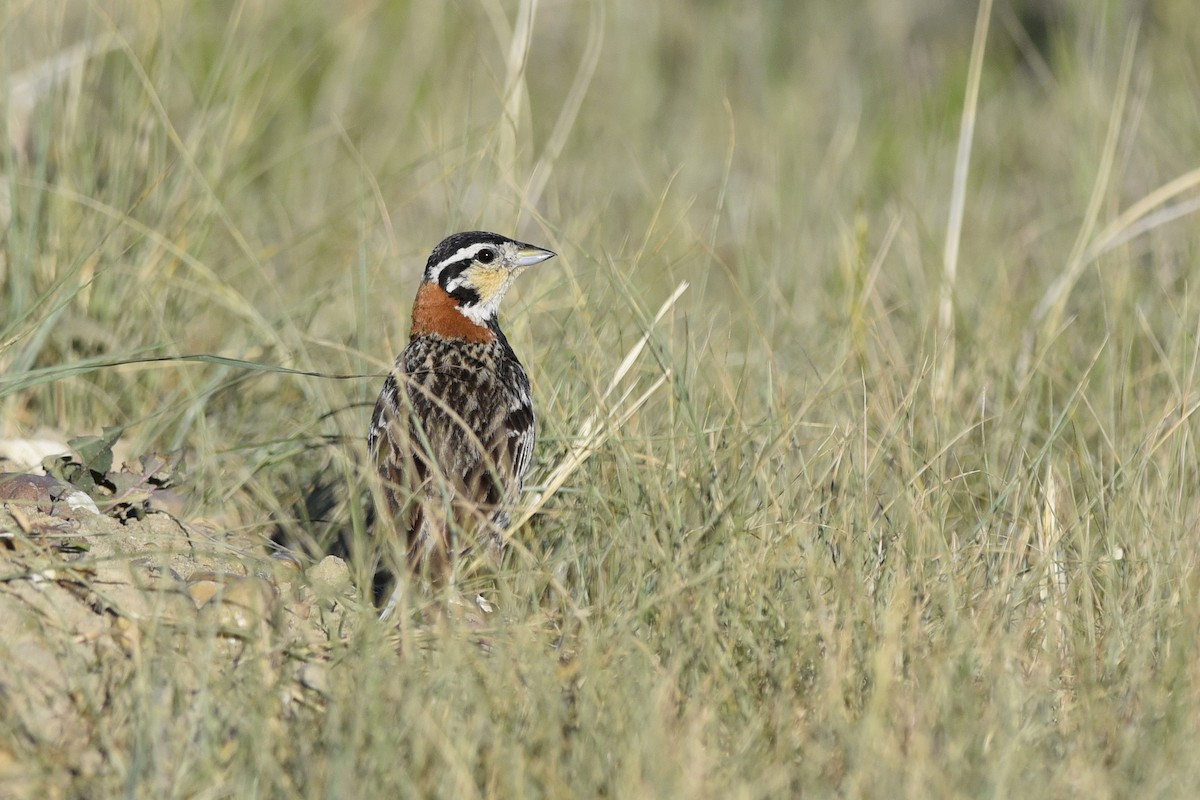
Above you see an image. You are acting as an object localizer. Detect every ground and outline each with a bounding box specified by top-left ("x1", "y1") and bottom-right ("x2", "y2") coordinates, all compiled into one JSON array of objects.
[{"x1": 0, "y1": 462, "x2": 355, "y2": 791}]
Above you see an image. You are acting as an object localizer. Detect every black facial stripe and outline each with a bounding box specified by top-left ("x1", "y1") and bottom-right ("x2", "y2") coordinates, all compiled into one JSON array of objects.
[
  {"x1": 448, "y1": 285, "x2": 480, "y2": 306},
  {"x1": 437, "y1": 259, "x2": 472, "y2": 289}
]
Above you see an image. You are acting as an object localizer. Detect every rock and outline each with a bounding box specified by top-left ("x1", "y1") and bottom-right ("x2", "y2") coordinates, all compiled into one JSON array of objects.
[
  {"x1": 186, "y1": 577, "x2": 224, "y2": 608},
  {"x1": 297, "y1": 662, "x2": 330, "y2": 696},
  {"x1": 309, "y1": 556, "x2": 352, "y2": 595},
  {"x1": 198, "y1": 576, "x2": 278, "y2": 636}
]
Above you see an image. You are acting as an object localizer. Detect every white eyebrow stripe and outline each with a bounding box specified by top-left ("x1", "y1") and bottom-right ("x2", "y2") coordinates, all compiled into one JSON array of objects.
[{"x1": 430, "y1": 242, "x2": 492, "y2": 279}]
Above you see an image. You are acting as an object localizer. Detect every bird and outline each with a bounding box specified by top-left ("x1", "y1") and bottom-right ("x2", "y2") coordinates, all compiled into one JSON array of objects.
[{"x1": 368, "y1": 231, "x2": 555, "y2": 588}]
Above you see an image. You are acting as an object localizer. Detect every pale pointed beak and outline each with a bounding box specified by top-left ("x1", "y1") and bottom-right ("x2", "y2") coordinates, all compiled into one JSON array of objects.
[{"x1": 514, "y1": 244, "x2": 557, "y2": 268}]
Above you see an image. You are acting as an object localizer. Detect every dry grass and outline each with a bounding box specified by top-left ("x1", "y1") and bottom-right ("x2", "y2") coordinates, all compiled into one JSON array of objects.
[{"x1": 4, "y1": 0, "x2": 1200, "y2": 796}]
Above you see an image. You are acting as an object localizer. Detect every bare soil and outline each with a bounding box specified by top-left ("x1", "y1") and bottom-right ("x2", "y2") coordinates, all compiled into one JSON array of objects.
[{"x1": 0, "y1": 482, "x2": 354, "y2": 785}]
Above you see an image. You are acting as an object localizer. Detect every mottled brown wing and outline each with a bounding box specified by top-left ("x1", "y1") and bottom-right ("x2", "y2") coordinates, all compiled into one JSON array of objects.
[
  {"x1": 370, "y1": 339, "x2": 536, "y2": 576},
  {"x1": 503, "y1": 401, "x2": 536, "y2": 512},
  {"x1": 370, "y1": 350, "x2": 506, "y2": 573},
  {"x1": 453, "y1": 403, "x2": 529, "y2": 557},
  {"x1": 368, "y1": 369, "x2": 437, "y2": 570}
]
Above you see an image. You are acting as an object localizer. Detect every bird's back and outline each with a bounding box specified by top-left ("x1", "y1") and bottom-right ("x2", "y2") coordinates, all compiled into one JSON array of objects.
[{"x1": 369, "y1": 330, "x2": 535, "y2": 577}]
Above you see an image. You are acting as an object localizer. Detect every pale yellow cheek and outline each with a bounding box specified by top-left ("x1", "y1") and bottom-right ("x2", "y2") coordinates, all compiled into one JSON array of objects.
[{"x1": 468, "y1": 267, "x2": 511, "y2": 303}]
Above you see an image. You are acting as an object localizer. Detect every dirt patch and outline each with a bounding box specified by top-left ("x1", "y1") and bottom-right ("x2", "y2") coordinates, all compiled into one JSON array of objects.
[{"x1": 0, "y1": 487, "x2": 356, "y2": 785}]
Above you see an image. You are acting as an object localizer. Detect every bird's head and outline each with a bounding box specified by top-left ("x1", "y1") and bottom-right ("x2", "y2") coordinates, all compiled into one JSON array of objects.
[{"x1": 410, "y1": 231, "x2": 556, "y2": 341}]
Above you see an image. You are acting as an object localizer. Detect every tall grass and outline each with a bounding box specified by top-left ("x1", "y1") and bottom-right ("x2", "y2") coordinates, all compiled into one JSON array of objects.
[{"x1": 4, "y1": 0, "x2": 1200, "y2": 796}]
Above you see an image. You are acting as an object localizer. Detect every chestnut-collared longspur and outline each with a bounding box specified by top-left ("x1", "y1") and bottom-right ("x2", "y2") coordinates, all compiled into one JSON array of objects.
[{"x1": 368, "y1": 231, "x2": 555, "y2": 583}]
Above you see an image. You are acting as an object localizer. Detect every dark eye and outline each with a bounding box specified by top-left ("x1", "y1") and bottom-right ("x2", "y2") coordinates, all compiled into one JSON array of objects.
[{"x1": 476, "y1": 248, "x2": 496, "y2": 264}]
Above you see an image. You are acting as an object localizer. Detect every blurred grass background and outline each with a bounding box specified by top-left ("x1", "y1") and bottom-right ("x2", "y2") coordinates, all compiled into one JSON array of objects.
[{"x1": 4, "y1": 0, "x2": 1200, "y2": 796}]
